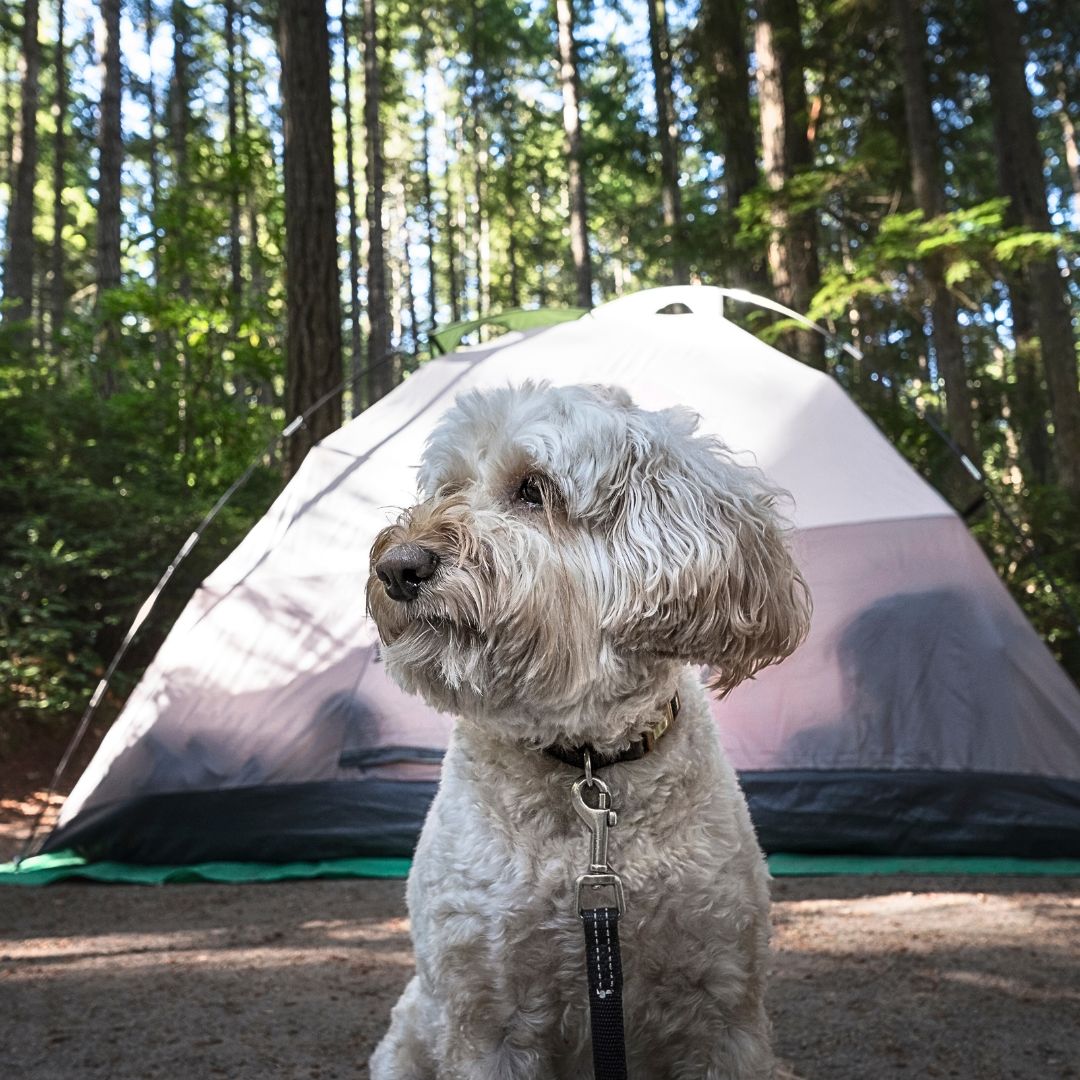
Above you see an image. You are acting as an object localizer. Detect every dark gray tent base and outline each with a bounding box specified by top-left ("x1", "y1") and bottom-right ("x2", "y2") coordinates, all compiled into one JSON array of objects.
[
  {"x1": 743, "y1": 770, "x2": 1080, "y2": 857},
  {"x1": 40, "y1": 780, "x2": 439, "y2": 865},
  {"x1": 40, "y1": 770, "x2": 1080, "y2": 865}
]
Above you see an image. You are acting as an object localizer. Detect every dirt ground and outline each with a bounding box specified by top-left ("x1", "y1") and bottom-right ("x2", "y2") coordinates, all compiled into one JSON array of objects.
[
  {"x1": 2, "y1": 735, "x2": 1079, "y2": 1079},
  {"x1": 0, "y1": 870, "x2": 1076, "y2": 1079}
]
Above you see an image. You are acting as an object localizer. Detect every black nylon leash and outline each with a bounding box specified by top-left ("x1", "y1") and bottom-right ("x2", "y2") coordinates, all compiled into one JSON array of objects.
[
  {"x1": 558, "y1": 695, "x2": 681, "y2": 1079},
  {"x1": 572, "y1": 771, "x2": 629, "y2": 1080},
  {"x1": 582, "y1": 906, "x2": 628, "y2": 1080}
]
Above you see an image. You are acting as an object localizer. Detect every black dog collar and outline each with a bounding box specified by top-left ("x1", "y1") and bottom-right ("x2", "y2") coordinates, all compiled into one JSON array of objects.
[{"x1": 543, "y1": 691, "x2": 681, "y2": 771}]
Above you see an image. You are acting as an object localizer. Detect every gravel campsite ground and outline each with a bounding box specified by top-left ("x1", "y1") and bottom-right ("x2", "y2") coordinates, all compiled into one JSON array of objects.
[{"x1": 2, "y1": 752, "x2": 1079, "y2": 1080}]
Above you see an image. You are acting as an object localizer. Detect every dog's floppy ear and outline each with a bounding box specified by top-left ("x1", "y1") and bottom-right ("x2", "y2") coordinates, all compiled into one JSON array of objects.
[{"x1": 610, "y1": 406, "x2": 811, "y2": 696}]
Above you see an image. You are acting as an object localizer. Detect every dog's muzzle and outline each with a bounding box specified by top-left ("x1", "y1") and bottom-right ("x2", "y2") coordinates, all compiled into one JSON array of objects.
[{"x1": 375, "y1": 543, "x2": 440, "y2": 602}]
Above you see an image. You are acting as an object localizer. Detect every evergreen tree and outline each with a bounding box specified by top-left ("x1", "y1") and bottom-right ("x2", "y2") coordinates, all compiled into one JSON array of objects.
[
  {"x1": 278, "y1": 0, "x2": 343, "y2": 475},
  {"x1": 2, "y1": 0, "x2": 40, "y2": 336}
]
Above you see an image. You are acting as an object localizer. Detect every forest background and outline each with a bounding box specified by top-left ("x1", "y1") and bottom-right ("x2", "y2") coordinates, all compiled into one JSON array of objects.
[{"x1": 1, "y1": 0, "x2": 1078, "y2": 751}]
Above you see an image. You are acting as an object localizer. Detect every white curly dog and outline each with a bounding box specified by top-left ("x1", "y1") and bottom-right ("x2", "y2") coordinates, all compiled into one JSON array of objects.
[{"x1": 367, "y1": 382, "x2": 809, "y2": 1079}]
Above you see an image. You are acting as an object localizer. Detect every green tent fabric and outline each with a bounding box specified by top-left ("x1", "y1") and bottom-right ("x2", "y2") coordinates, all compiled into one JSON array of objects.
[
  {"x1": 2, "y1": 850, "x2": 1078, "y2": 886},
  {"x1": 0, "y1": 850, "x2": 411, "y2": 886},
  {"x1": 429, "y1": 306, "x2": 588, "y2": 354},
  {"x1": 765, "y1": 854, "x2": 1080, "y2": 876}
]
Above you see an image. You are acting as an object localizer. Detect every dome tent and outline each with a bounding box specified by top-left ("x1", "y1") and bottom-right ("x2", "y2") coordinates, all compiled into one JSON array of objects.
[{"x1": 37, "y1": 286, "x2": 1080, "y2": 866}]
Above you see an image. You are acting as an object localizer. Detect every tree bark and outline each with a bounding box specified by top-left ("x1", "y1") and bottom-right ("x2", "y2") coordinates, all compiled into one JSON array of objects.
[
  {"x1": 504, "y1": 117, "x2": 522, "y2": 309},
  {"x1": 3, "y1": 0, "x2": 41, "y2": 336},
  {"x1": 94, "y1": 0, "x2": 123, "y2": 395},
  {"x1": 1010, "y1": 278, "x2": 1053, "y2": 485},
  {"x1": 342, "y1": 6, "x2": 365, "y2": 415},
  {"x1": 473, "y1": 138, "x2": 491, "y2": 318},
  {"x1": 555, "y1": 0, "x2": 593, "y2": 307},
  {"x1": 891, "y1": 0, "x2": 977, "y2": 460},
  {"x1": 50, "y1": 0, "x2": 68, "y2": 352},
  {"x1": 225, "y1": 0, "x2": 243, "y2": 326},
  {"x1": 1, "y1": 38, "x2": 13, "y2": 192},
  {"x1": 754, "y1": 0, "x2": 825, "y2": 369},
  {"x1": 143, "y1": 0, "x2": 161, "y2": 288},
  {"x1": 468, "y1": 10, "x2": 490, "y2": 317},
  {"x1": 362, "y1": 0, "x2": 391, "y2": 402},
  {"x1": 277, "y1": 0, "x2": 344, "y2": 475},
  {"x1": 169, "y1": 0, "x2": 193, "y2": 442},
  {"x1": 701, "y1": 0, "x2": 765, "y2": 288},
  {"x1": 985, "y1": 0, "x2": 1080, "y2": 497},
  {"x1": 1057, "y1": 90, "x2": 1080, "y2": 221},
  {"x1": 420, "y1": 70, "x2": 438, "y2": 343},
  {"x1": 403, "y1": 219, "x2": 419, "y2": 359},
  {"x1": 444, "y1": 164, "x2": 461, "y2": 323},
  {"x1": 452, "y1": 117, "x2": 472, "y2": 318},
  {"x1": 239, "y1": 16, "x2": 264, "y2": 299},
  {"x1": 647, "y1": 0, "x2": 688, "y2": 283},
  {"x1": 170, "y1": 0, "x2": 191, "y2": 291}
]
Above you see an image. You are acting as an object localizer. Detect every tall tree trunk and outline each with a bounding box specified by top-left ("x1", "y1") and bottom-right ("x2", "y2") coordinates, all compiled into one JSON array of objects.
[
  {"x1": 444, "y1": 167, "x2": 461, "y2": 323},
  {"x1": 225, "y1": 0, "x2": 243, "y2": 328},
  {"x1": 1054, "y1": 65, "x2": 1080, "y2": 222},
  {"x1": 1057, "y1": 91, "x2": 1080, "y2": 221},
  {"x1": 362, "y1": 0, "x2": 391, "y2": 402},
  {"x1": 403, "y1": 220, "x2": 419, "y2": 360},
  {"x1": 169, "y1": 0, "x2": 193, "y2": 444},
  {"x1": 647, "y1": 0, "x2": 688, "y2": 284},
  {"x1": 420, "y1": 71, "x2": 438, "y2": 343},
  {"x1": 389, "y1": 210, "x2": 402, "y2": 349},
  {"x1": 754, "y1": 0, "x2": 825, "y2": 369},
  {"x1": 504, "y1": 118, "x2": 522, "y2": 308},
  {"x1": 239, "y1": 16, "x2": 264, "y2": 299},
  {"x1": 143, "y1": 0, "x2": 161, "y2": 289},
  {"x1": 342, "y1": 6, "x2": 365, "y2": 415},
  {"x1": 986, "y1": 0, "x2": 1080, "y2": 497},
  {"x1": 452, "y1": 117, "x2": 473, "y2": 318},
  {"x1": 891, "y1": 0, "x2": 977, "y2": 460},
  {"x1": 170, "y1": 0, "x2": 191, "y2": 296},
  {"x1": 50, "y1": 0, "x2": 67, "y2": 353},
  {"x1": 468, "y1": 11, "x2": 490, "y2": 317},
  {"x1": 473, "y1": 139, "x2": 490, "y2": 317},
  {"x1": 1010, "y1": 278, "x2": 1053, "y2": 485},
  {"x1": 1, "y1": 38, "x2": 13, "y2": 191},
  {"x1": 3, "y1": 0, "x2": 41, "y2": 337},
  {"x1": 277, "y1": 0, "x2": 343, "y2": 475},
  {"x1": 555, "y1": 0, "x2": 593, "y2": 307},
  {"x1": 94, "y1": 0, "x2": 122, "y2": 395},
  {"x1": 702, "y1": 0, "x2": 765, "y2": 289}
]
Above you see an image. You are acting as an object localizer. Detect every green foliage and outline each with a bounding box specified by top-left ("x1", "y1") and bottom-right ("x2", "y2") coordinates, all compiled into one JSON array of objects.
[{"x1": 0, "y1": 348, "x2": 282, "y2": 722}]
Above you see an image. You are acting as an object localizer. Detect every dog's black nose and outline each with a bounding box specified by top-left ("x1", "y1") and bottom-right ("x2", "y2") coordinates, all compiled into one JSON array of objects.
[{"x1": 375, "y1": 544, "x2": 439, "y2": 603}]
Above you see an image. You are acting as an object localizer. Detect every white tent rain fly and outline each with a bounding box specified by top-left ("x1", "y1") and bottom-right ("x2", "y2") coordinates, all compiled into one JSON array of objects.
[{"x1": 42, "y1": 287, "x2": 1080, "y2": 863}]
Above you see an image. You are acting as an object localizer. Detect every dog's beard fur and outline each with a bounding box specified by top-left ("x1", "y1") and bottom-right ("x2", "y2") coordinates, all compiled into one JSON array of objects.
[
  {"x1": 365, "y1": 382, "x2": 811, "y2": 750},
  {"x1": 366, "y1": 494, "x2": 633, "y2": 742}
]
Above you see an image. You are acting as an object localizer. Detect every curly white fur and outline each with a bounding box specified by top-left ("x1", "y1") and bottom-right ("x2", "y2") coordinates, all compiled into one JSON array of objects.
[{"x1": 366, "y1": 382, "x2": 810, "y2": 1079}]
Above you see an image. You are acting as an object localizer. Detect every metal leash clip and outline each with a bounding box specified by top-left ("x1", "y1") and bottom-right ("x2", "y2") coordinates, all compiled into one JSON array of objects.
[{"x1": 571, "y1": 770, "x2": 626, "y2": 916}]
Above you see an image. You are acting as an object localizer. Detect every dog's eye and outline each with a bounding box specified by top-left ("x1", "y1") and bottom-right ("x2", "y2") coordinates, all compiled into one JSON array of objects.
[{"x1": 517, "y1": 476, "x2": 544, "y2": 506}]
